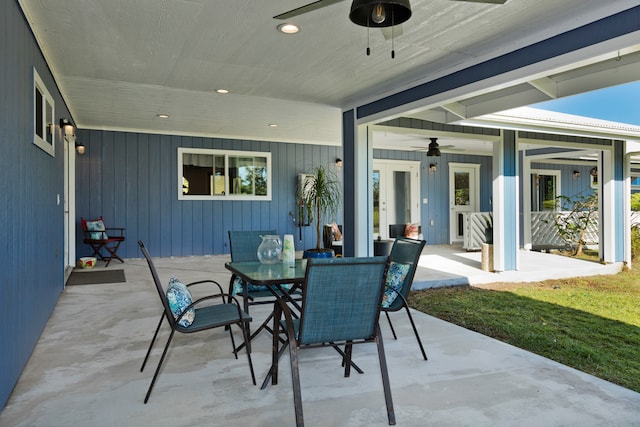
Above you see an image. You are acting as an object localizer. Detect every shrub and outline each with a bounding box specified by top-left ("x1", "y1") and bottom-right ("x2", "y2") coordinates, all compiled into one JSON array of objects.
[
  {"x1": 631, "y1": 192, "x2": 640, "y2": 211},
  {"x1": 631, "y1": 225, "x2": 640, "y2": 261}
]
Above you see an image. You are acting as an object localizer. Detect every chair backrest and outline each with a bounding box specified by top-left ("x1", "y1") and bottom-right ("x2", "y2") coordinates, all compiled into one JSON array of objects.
[
  {"x1": 228, "y1": 230, "x2": 277, "y2": 262},
  {"x1": 322, "y1": 225, "x2": 333, "y2": 249},
  {"x1": 387, "y1": 237, "x2": 426, "y2": 306},
  {"x1": 298, "y1": 256, "x2": 388, "y2": 345},
  {"x1": 138, "y1": 240, "x2": 176, "y2": 329},
  {"x1": 322, "y1": 224, "x2": 342, "y2": 249},
  {"x1": 389, "y1": 224, "x2": 406, "y2": 239}
]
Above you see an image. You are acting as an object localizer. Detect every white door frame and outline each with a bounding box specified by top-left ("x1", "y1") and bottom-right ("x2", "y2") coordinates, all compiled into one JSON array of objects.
[
  {"x1": 64, "y1": 135, "x2": 77, "y2": 281},
  {"x1": 449, "y1": 163, "x2": 480, "y2": 243},
  {"x1": 373, "y1": 159, "x2": 420, "y2": 239}
]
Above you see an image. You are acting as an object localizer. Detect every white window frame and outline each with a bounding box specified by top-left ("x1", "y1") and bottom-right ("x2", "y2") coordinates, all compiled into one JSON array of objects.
[
  {"x1": 33, "y1": 68, "x2": 55, "y2": 157},
  {"x1": 178, "y1": 147, "x2": 272, "y2": 201}
]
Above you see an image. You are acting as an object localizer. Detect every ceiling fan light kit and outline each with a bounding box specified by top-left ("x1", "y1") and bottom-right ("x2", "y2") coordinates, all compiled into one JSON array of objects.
[
  {"x1": 426, "y1": 138, "x2": 441, "y2": 157},
  {"x1": 349, "y1": 0, "x2": 411, "y2": 58},
  {"x1": 349, "y1": 0, "x2": 412, "y2": 28}
]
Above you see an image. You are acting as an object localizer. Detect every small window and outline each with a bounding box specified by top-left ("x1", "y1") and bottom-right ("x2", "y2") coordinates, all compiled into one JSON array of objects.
[
  {"x1": 178, "y1": 148, "x2": 271, "y2": 200},
  {"x1": 33, "y1": 68, "x2": 55, "y2": 157}
]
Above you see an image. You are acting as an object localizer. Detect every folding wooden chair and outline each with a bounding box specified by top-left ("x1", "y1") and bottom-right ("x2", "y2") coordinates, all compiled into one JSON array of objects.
[{"x1": 81, "y1": 216, "x2": 125, "y2": 267}]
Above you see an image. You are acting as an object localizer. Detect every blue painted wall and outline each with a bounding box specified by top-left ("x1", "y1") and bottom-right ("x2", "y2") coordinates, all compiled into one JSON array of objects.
[
  {"x1": 75, "y1": 128, "x2": 495, "y2": 262},
  {"x1": 0, "y1": 1, "x2": 71, "y2": 410},
  {"x1": 374, "y1": 149, "x2": 493, "y2": 245},
  {"x1": 531, "y1": 162, "x2": 597, "y2": 206},
  {"x1": 74, "y1": 130, "x2": 342, "y2": 258}
]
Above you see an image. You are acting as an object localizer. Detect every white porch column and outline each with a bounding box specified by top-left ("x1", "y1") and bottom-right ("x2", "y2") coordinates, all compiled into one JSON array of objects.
[
  {"x1": 601, "y1": 140, "x2": 626, "y2": 264},
  {"x1": 493, "y1": 130, "x2": 519, "y2": 271}
]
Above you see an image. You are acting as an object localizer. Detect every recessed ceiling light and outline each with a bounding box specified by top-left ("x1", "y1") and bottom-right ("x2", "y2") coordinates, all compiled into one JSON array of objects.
[
  {"x1": 268, "y1": 123, "x2": 278, "y2": 128},
  {"x1": 216, "y1": 89, "x2": 229, "y2": 94},
  {"x1": 157, "y1": 114, "x2": 169, "y2": 119},
  {"x1": 277, "y1": 23, "x2": 299, "y2": 34}
]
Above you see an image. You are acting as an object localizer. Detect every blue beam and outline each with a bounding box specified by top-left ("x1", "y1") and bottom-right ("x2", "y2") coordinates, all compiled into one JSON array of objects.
[{"x1": 357, "y1": 6, "x2": 640, "y2": 119}]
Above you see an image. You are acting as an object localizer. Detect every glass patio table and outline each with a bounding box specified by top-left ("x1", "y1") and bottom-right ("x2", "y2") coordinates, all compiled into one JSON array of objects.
[{"x1": 224, "y1": 259, "x2": 307, "y2": 351}]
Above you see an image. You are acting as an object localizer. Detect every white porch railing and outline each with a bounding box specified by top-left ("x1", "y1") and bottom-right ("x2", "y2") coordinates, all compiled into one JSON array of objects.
[
  {"x1": 463, "y1": 211, "x2": 640, "y2": 251},
  {"x1": 462, "y1": 212, "x2": 492, "y2": 250},
  {"x1": 530, "y1": 211, "x2": 598, "y2": 250}
]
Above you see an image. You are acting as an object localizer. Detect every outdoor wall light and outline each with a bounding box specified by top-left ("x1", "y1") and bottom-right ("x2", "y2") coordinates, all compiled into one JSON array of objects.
[
  {"x1": 60, "y1": 118, "x2": 85, "y2": 154},
  {"x1": 335, "y1": 158, "x2": 343, "y2": 168},
  {"x1": 429, "y1": 163, "x2": 437, "y2": 173},
  {"x1": 573, "y1": 170, "x2": 580, "y2": 179},
  {"x1": 60, "y1": 118, "x2": 75, "y2": 138}
]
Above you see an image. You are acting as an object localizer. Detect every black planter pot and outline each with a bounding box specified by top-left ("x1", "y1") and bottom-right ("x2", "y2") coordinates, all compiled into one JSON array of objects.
[{"x1": 485, "y1": 227, "x2": 493, "y2": 244}]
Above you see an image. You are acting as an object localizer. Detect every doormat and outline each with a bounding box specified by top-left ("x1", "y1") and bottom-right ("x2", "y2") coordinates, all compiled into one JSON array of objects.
[{"x1": 67, "y1": 269, "x2": 126, "y2": 285}]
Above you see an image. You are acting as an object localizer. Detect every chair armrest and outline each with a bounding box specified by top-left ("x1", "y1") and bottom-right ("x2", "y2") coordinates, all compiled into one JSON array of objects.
[
  {"x1": 175, "y1": 292, "x2": 248, "y2": 325},
  {"x1": 382, "y1": 284, "x2": 409, "y2": 310},
  {"x1": 186, "y1": 280, "x2": 226, "y2": 304},
  {"x1": 186, "y1": 279, "x2": 225, "y2": 295},
  {"x1": 104, "y1": 227, "x2": 125, "y2": 238}
]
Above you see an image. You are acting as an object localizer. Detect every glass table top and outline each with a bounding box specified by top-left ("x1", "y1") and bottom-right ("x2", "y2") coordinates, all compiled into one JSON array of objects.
[{"x1": 225, "y1": 259, "x2": 307, "y2": 285}]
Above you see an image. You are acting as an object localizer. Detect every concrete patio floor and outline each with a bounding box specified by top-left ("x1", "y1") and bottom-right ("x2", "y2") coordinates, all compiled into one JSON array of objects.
[{"x1": 0, "y1": 247, "x2": 638, "y2": 427}]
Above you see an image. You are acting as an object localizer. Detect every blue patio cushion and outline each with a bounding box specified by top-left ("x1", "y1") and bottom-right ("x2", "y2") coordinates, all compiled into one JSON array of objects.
[
  {"x1": 231, "y1": 276, "x2": 293, "y2": 295},
  {"x1": 166, "y1": 277, "x2": 195, "y2": 327},
  {"x1": 85, "y1": 219, "x2": 108, "y2": 240},
  {"x1": 381, "y1": 262, "x2": 410, "y2": 308}
]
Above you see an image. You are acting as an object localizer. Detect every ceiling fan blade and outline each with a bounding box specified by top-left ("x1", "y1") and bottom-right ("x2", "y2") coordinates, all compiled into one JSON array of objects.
[
  {"x1": 381, "y1": 24, "x2": 403, "y2": 41},
  {"x1": 450, "y1": 0, "x2": 508, "y2": 4},
  {"x1": 412, "y1": 144, "x2": 456, "y2": 151},
  {"x1": 274, "y1": 0, "x2": 345, "y2": 20}
]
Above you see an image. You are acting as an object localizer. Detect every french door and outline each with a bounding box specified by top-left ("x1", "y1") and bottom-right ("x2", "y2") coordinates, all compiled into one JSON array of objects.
[
  {"x1": 373, "y1": 160, "x2": 420, "y2": 240},
  {"x1": 449, "y1": 163, "x2": 480, "y2": 243}
]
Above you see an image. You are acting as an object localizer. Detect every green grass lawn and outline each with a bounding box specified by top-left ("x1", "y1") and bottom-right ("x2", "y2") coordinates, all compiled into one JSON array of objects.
[{"x1": 409, "y1": 259, "x2": 640, "y2": 393}]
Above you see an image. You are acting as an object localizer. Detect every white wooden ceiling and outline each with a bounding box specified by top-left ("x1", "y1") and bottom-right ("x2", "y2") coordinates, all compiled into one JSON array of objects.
[{"x1": 18, "y1": 0, "x2": 640, "y2": 151}]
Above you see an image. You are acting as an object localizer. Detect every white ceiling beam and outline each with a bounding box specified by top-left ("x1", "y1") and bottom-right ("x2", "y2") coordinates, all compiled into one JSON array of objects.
[
  {"x1": 528, "y1": 77, "x2": 558, "y2": 99},
  {"x1": 441, "y1": 102, "x2": 467, "y2": 120}
]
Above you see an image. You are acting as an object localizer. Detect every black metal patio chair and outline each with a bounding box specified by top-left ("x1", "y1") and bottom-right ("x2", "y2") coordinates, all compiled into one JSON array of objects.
[
  {"x1": 269, "y1": 256, "x2": 395, "y2": 427},
  {"x1": 382, "y1": 236, "x2": 428, "y2": 360},
  {"x1": 138, "y1": 240, "x2": 256, "y2": 403}
]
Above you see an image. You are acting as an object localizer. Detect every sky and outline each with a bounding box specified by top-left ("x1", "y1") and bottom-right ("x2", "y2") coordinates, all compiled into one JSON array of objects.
[{"x1": 533, "y1": 81, "x2": 640, "y2": 126}]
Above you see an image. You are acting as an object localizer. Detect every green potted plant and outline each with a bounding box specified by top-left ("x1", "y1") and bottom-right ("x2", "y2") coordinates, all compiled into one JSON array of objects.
[{"x1": 298, "y1": 165, "x2": 342, "y2": 258}]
